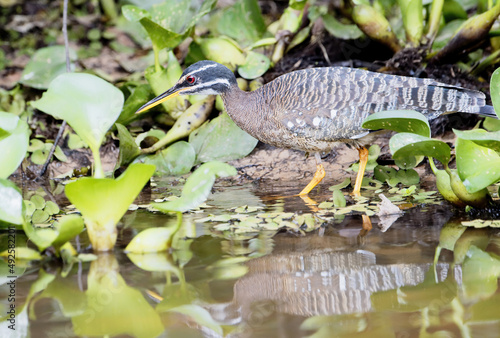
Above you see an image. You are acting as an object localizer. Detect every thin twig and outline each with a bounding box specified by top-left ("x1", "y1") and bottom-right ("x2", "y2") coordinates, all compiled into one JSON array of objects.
[{"x1": 40, "y1": 0, "x2": 70, "y2": 176}]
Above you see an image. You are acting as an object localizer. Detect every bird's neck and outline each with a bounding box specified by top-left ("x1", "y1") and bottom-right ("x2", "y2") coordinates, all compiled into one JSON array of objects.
[{"x1": 220, "y1": 86, "x2": 256, "y2": 132}]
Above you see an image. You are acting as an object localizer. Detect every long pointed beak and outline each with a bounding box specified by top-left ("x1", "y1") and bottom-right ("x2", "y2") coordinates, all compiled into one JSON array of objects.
[{"x1": 135, "y1": 86, "x2": 188, "y2": 114}]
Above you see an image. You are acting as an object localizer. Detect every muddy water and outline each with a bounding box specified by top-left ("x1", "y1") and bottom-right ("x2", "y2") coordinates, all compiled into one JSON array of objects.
[{"x1": 3, "y1": 183, "x2": 500, "y2": 338}]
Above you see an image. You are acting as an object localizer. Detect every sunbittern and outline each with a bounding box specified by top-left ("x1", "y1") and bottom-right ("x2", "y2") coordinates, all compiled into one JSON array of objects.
[{"x1": 136, "y1": 61, "x2": 495, "y2": 196}]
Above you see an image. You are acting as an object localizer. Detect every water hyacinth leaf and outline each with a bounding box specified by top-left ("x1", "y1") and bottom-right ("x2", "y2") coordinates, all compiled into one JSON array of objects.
[
  {"x1": 121, "y1": 4, "x2": 150, "y2": 21},
  {"x1": 0, "y1": 179, "x2": 24, "y2": 226},
  {"x1": 217, "y1": 0, "x2": 266, "y2": 46},
  {"x1": 374, "y1": 165, "x2": 397, "y2": 182},
  {"x1": 124, "y1": 0, "x2": 216, "y2": 51},
  {"x1": 19, "y1": 46, "x2": 77, "y2": 90},
  {"x1": 322, "y1": 13, "x2": 364, "y2": 40},
  {"x1": 22, "y1": 222, "x2": 58, "y2": 251},
  {"x1": 491, "y1": 66, "x2": 500, "y2": 119},
  {"x1": 51, "y1": 215, "x2": 84, "y2": 251},
  {"x1": 462, "y1": 245, "x2": 500, "y2": 300},
  {"x1": 0, "y1": 112, "x2": 29, "y2": 179},
  {"x1": 199, "y1": 37, "x2": 246, "y2": 72},
  {"x1": 64, "y1": 163, "x2": 155, "y2": 251},
  {"x1": 32, "y1": 73, "x2": 124, "y2": 177},
  {"x1": 153, "y1": 162, "x2": 237, "y2": 213},
  {"x1": 117, "y1": 84, "x2": 154, "y2": 126},
  {"x1": 456, "y1": 137, "x2": 500, "y2": 193},
  {"x1": 454, "y1": 128, "x2": 500, "y2": 152},
  {"x1": 189, "y1": 112, "x2": 258, "y2": 164},
  {"x1": 362, "y1": 110, "x2": 431, "y2": 137},
  {"x1": 0, "y1": 247, "x2": 41, "y2": 261},
  {"x1": 115, "y1": 123, "x2": 141, "y2": 168},
  {"x1": 168, "y1": 305, "x2": 223, "y2": 336},
  {"x1": 390, "y1": 133, "x2": 451, "y2": 165},
  {"x1": 328, "y1": 177, "x2": 351, "y2": 191},
  {"x1": 125, "y1": 226, "x2": 180, "y2": 253},
  {"x1": 142, "y1": 141, "x2": 195, "y2": 176},
  {"x1": 438, "y1": 221, "x2": 467, "y2": 251},
  {"x1": 483, "y1": 117, "x2": 500, "y2": 132},
  {"x1": 72, "y1": 255, "x2": 164, "y2": 337},
  {"x1": 238, "y1": 51, "x2": 270, "y2": 80}
]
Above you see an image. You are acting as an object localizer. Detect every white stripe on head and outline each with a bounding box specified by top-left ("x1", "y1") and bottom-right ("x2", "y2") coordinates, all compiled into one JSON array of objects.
[{"x1": 185, "y1": 63, "x2": 218, "y2": 77}]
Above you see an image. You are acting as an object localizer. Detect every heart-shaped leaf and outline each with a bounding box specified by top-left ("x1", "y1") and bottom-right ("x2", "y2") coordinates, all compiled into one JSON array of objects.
[
  {"x1": 72, "y1": 255, "x2": 164, "y2": 337},
  {"x1": 153, "y1": 161, "x2": 236, "y2": 213},
  {"x1": 390, "y1": 133, "x2": 451, "y2": 165},
  {"x1": 238, "y1": 51, "x2": 270, "y2": 80},
  {"x1": 124, "y1": 0, "x2": 216, "y2": 51},
  {"x1": 217, "y1": 0, "x2": 266, "y2": 47},
  {"x1": 189, "y1": 112, "x2": 258, "y2": 164},
  {"x1": 454, "y1": 128, "x2": 500, "y2": 152},
  {"x1": 0, "y1": 112, "x2": 30, "y2": 179},
  {"x1": 362, "y1": 110, "x2": 431, "y2": 137},
  {"x1": 125, "y1": 225, "x2": 180, "y2": 253},
  {"x1": 0, "y1": 179, "x2": 24, "y2": 227},
  {"x1": 32, "y1": 73, "x2": 123, "y2": 152},
  {"x1": 456, "y1": 137, "x2": 500, "y2": 193},
  {"x1": 19, "y1": 46, "x2": 76, "y2": 90},
  {"x1": 65, "y1": 163, "x2": 155, "y2": 251},
  {"x1": 142, "y1": 141, "x2": 195, "y2": 176},
  {"x1": 32, "y1": 73, "x2": 124, "y2": 177}
]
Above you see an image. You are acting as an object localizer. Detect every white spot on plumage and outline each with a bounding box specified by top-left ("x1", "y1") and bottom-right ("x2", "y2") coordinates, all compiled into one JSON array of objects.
[
  {"x1": 287, "y1": 121, "x2": 294, "y2": 128},
  {"x1": 313, "y1": 117, "x2": 321, "y2": 127}
]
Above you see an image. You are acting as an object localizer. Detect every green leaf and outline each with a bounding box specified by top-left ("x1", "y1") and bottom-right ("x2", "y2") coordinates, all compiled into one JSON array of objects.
[
  {"x1": 462, "y1": 246, "x2": 500, "y2": 300},
  {"x1": 115, "y1": 123, "x2": 141, "y2": 168},
  {"x1": 490, "y1": 66, "x2": 500, "y2": 119},
  {"x1": 22, "y1": 222, "x2": 57, "y2": 251},
  {"x1": 153, "y1": 162, "x2": 236, "y2": 213},
  {"x1": 332, "y1": 189, "x2": 346, "y2": 207},
  {"x1": 454, "y1": 128, "x2": 500, "y2": 152},
  {"x1": 0, "y1": 247, "x2": 41, "y2": 260},
  {"x1": 31, "y1": 209, "x2": 49, "y2": 223},
  {"x1": 51, "y1": 215, "x2": 84, "y2": 251},
  {"x1": 362, "y1": 110, "x2": 431, "y2": 137},
  {"x1": 45, "y1": 201, "x2": 60, "y2": 215},
  {"x1": 238, "y1": 51, "x2": 270, "y2": 80},
  {"x1": 390, "y1": 133, "x2": 451, "y2": 165},
  {"x1": 199, "y1": 37, "x2": 246, "y2": 71},
  {"x1": 32, "y1": 73, "x2": 124, "y2": 154},
  {"x1": 125, "y1": 226, "x2": 180, "y2": 253},
  {"x1": 0, "y1": 179, "x2": 24, "y2": 226},
  {"x1": 19, "y1": 46, "x2": 77, "y2": 90},
  {"x1": 169, "y1": 304, "x2": 223, "y2": 336},
  {"x1": 72, "y1": 256, "x2": 164, "y2": 337},
  {"x1": 121, "y1": 5, "x2": 150, "y2": 21},
  {"x1": 483, "y1": 117, "x2": 500, "y2": 132},
  {"x1": 142, "y1": 141, "x2": 195, "y2": 176},
  {"x1": 322, "y1": 13, "x2": 364, "y2": 40},
  {"x1": 189, "y1": 113, "x2": 258, "y2": 164},
  {"x1": 117, "y1": 84, "x2": 154, "y2": 126},
  {"x1": 0, "y1": 112, "x2": 30, "y2": 179},
  {"x1": 64, "y1": 163, "x2": 155, "y2": 251},
  {"x1": 456, "y1": 137, "x2": 500, "y2": 193},
  {"x1": 217, "y1": 0, "x2": 266, "y2": 46},
  {"x1": 30, "y1": 194, "x2": 46, "y2": 210}
]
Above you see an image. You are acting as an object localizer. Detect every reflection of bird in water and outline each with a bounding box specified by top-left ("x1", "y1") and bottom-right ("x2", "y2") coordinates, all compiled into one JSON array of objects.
[{"x1": 136, "y1": 61, "x2": 496, "y2": 196}]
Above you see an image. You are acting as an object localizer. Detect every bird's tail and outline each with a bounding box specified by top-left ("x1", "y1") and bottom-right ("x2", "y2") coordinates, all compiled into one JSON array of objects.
[{"x1": 477, "y1": 105, "x2": 498, "y2": 118}]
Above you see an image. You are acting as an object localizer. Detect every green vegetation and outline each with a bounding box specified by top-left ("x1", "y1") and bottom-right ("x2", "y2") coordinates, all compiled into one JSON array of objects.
[{"x1": 0, "y1": 0, "x2": 500, "y2": 264}]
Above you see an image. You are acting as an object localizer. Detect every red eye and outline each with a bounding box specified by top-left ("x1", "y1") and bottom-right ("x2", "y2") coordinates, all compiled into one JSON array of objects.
[{"x1": 186, "y1": 76, "x2": 196, "y2": 84}]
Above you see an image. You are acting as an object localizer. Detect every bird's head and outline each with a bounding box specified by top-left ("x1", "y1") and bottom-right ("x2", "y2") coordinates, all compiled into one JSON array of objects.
[{"x1": 135, "y1": 60, "x2": 237, "y2": 114}]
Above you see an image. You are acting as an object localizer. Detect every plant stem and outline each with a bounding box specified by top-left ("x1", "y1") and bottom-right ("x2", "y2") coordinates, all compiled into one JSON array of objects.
[
  {"x1": 40, "y1": 0, "x2": 70, "y2": 176},
  {"x1": 91, "y1": 146, "x2": 104, "y2": 178},
  {"x1": 153, "y1": 44, "x2": 161, "y2": 73}
]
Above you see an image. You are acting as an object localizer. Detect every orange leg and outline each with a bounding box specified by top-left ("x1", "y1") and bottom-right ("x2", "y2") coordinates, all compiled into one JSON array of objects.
[
  {"x1": 299, "y1": 153, "x2": 325, "y2": 196},
  {"x1": 352, "y1": 146, "x2": 369, "y2": 197}
]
